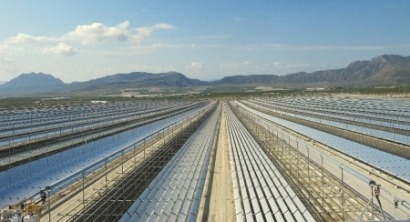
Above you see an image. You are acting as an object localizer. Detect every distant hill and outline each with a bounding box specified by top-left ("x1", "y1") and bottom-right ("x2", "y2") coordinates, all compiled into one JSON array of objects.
[
  {"x1": 0, "y1": 54, "x2": 409, "y2": 97},
  {"x1": 213, "y1": 54, "x2": 410, "y2": 87},
  {"x1": 0, "y1": 72, "x2": 208, "y2": 96},
  {"x1": 0, "y1": 73, "x2": 64, "y2": 96},
  {"x1": 67, "y1": 72, "x2": 208, "y2": 92},
  {"x1": 276, "y1": 54, "x2": 410, "y2": 87},
  {"x1": 212, "y1": 75, "x2": 279, "y2": 85}
]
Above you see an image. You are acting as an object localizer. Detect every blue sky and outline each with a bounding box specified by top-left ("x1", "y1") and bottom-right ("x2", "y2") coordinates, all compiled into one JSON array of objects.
[{"x1": 0, "y1": 0, "x2": 409, "y2": 82}]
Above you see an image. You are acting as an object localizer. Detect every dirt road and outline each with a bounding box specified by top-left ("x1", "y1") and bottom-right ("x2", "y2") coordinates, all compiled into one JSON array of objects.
[{"x1": 207, "y1": 106, "x2": 235, "y2": 221}]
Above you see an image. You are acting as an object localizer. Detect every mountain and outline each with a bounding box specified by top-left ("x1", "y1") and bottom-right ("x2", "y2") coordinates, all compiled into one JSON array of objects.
[
  {"x1": 0, "y1": 54, "x2": 409, "y2": 97},
  {"x1": 277, "y1": 54, "x2": 410, "y2": 87},
  {"x1": 66, "y1": 72, "x2": 208, "y2": 92},
  {"x1": 213, "y1": 74, "x2": 279, "y2": 85},
  {"x1": 0, "y1": 72, "x2": 207, "y2": 96},
  {"x1": 0, "y1": 73, "x2": 65, "y2": 96},
  {"x1": 214, "y1": 54, "x2": 410, "y2": 87}
]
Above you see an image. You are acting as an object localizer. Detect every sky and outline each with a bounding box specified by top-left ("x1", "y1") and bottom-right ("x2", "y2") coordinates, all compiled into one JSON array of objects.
[{"x1": 0, "y1": 0, "x2": 409, "y2": 83}]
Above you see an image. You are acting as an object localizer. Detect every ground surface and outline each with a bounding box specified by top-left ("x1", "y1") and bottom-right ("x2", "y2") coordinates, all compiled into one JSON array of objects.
[{"x1": 207, "y1": 108, "x2": 235, "y2": 221}]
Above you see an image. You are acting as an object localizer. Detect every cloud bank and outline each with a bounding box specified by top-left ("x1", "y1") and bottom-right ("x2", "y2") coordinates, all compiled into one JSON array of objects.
[
  {"x1": 43, "y1": 43, "x2": 76, "y2": 56},
  {"x1": 0, "y1": 21, "x2": 176, "y2": 55}
]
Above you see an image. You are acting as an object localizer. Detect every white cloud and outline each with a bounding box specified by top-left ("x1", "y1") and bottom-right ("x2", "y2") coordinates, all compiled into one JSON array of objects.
[
  {"x1": 153, "y1": 23, "x2": 176, "y2": 30},
  {"x1": 1, "y1": 21, "x2": 175, "y2": 49},
  {"x1": 64, "y1": 21, "x2": 175, "y2": 44},
  {"x1": 0, "y1": 33, "x2": 56, "y2": 56},
  {"x1": 43, "y1": 43, "x2": 76, "y2": 56},
  {"x1": 5, "y1": 33, "x2": 56, "y2": 44},
  {"x1": 0, "y1": 21, "x2": 176, "y2": 57},
  {"x1": 135, "y1": 27, "x2": 152, "y2": 39},
  {"x1": 186, "y1": 61, "x2": 203, "y2": 70},
  {"x1": 64, "y1": 21, "x2": 131, "y2": 44},
  {"x1": 0, "y1": 44, "x2": 7, "y2": 55},
  {"x1": 133, "y1": 23, "x2": 175, "y2": 42},
  {"x1": 243, "y1": 61, "x2": 252, "y2": 65}
]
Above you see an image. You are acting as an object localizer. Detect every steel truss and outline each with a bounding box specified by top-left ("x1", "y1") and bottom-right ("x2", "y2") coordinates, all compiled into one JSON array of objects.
[
  {"x1": 40, "y1": 105, "x2": 216, "y2": 222},
  {"x1": 232, "y1": 104, "x2": 393, "y2": 221}
]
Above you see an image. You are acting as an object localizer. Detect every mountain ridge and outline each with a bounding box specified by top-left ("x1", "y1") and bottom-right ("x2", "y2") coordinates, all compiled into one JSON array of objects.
[
  {"x1": 0, "y1": 72, "x2": 65, "y2": 96},
  {"x1": 212, "y1": 54, "x2": 410, "y2": 87},
  {"x1": 1, "y1": 54, "x2": 409, "y2": 96}
]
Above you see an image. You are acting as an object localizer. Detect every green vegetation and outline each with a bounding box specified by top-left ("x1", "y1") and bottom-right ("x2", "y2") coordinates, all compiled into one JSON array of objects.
[{"x1": 1, "y1": 85, "x2": 408, "y2": 110}]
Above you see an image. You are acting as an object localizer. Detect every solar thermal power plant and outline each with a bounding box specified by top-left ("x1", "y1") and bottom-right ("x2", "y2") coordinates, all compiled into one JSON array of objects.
[
  {"x1": 120, "y1": 104, "x2": 220, "y2": 222},
  {"x1": 225, "y1": 106, "x2": 315, "y2": 221},
  {"x1": 0, "y1": 96, "x2": 409, "y2": 222}
]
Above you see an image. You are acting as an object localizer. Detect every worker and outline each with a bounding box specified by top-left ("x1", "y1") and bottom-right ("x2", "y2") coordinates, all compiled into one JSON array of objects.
[{"x1": 40, "y1": 190, "x2": 47, "y2": 204}]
